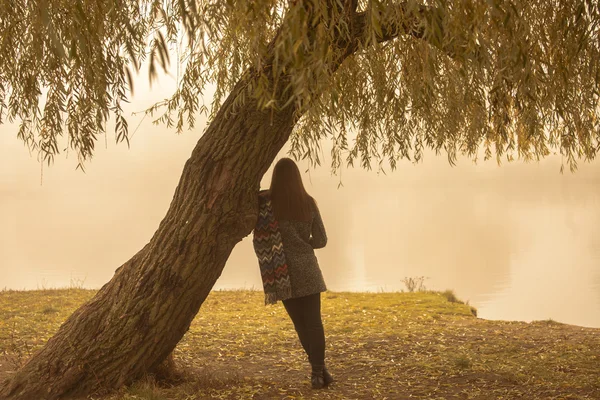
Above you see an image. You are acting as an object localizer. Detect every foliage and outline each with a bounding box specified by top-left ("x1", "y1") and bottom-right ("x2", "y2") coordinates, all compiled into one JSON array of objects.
[
  {"x1": 401, "y1": 275, "x2": 428, "y2": 292},
  {"x1": 1, "y1": 289, "x2": 599, "y2": 399},
  {"x1": 1, "y1": 0, "x2": 599, "y2": 171}
]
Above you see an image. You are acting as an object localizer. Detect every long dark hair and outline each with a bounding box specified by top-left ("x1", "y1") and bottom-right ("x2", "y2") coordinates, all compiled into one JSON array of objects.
[{"x1": 269, "y1": 158, "x2": 315, "y2": 221}]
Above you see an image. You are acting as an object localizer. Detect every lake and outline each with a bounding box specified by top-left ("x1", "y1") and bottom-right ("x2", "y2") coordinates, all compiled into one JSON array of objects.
[
  {"x1": 1, "y1": 128, "x2": 599, "y2": 328},
  {"x1": 222, "y1": 162, "x2": 600, "y2": 329}
]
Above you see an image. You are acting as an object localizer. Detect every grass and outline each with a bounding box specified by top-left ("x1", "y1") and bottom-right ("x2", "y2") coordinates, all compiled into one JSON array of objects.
[
  {"x1": 1, "y1": 289, "x2": 599, "y2": 399},
  {"x1": 440, "y1": 289, "x2": 478, "y2": 317}
]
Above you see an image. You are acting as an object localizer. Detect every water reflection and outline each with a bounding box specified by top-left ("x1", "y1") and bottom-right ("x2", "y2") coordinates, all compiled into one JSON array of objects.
[{"x1": 476, "y1": 191, "x2": 600, "y2": 328}]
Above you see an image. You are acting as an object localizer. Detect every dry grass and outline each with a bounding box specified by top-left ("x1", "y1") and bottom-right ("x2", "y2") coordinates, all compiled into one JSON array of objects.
[{"x1": 1, "y1": 289, "x2": 599, "y2": 399}]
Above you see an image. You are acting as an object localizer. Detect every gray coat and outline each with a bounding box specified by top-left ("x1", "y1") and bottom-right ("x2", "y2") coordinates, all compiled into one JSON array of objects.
[{"x1": 278, "y1": 205, "x2": 328, "y2": 298}]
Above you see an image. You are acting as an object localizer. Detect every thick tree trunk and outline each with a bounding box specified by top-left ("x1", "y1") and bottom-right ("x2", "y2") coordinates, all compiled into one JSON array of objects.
[{"x1": 0, "y1": 76, "x2": 296, "y2": 399}]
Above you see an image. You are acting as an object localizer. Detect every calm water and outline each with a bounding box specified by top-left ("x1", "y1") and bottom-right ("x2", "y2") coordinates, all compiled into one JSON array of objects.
[
  {"x1": 222, "y1": 170, "x2": 600, "y2": 328},
  {"x1": 1, "y1": 127, "x2": 599, "y2": 328}
]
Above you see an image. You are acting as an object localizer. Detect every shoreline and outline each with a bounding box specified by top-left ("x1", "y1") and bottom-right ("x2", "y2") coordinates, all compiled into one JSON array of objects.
[{"x1": 2, "y1": 286, "x2": 599, "y2": 329}]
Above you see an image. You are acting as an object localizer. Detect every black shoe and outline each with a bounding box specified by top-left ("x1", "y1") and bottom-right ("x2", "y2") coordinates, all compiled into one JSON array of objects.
[
  {"x1": 311, "y1": 365, "x2": 326, "y2": 389},
  {"x1": 323, "y1": 367, "x2": 334, "y2": 386},
  {"x1": 311, "y1": 374, "x2": 325, "y2": 389}
]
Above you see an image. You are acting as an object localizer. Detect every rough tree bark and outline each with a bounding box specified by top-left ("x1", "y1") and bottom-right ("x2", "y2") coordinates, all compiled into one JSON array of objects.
[
  {"x1": 0, "y1": 2, "x2": 434, "y2": 399},
  {"x1": 0, "y1": 71, "x2": 296, "y2": 399}
]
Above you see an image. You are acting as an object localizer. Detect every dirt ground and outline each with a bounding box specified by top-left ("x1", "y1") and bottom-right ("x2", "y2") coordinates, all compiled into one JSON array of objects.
[{"x1": 1, "y1": 290, "x2": 599, "y2": 399}]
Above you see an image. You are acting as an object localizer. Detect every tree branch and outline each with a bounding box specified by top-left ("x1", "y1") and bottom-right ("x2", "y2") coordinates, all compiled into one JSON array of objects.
[{"x1": 351, "y1": 1, "x2": 476, "y2": 60}]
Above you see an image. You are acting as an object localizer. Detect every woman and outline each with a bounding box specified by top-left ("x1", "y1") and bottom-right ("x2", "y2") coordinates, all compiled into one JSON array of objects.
[{"x1": 267, "y1": 157, "x2": 333, "y2": 389}]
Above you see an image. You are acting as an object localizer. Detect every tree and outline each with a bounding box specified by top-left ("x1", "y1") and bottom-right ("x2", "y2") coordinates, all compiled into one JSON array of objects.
[{"x1": 0, "y1": 0, "x2": 598, "y2": 398}]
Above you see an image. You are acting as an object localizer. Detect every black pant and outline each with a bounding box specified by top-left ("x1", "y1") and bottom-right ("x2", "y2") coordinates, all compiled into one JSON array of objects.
[{"x1": 283, "y1": 293, "x2": 325, "y2": 367}]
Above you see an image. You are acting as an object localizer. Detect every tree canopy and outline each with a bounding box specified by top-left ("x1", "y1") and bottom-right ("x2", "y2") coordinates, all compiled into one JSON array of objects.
[{"x1": 1, "y1": 0, "x2": 599, "y2": 171}]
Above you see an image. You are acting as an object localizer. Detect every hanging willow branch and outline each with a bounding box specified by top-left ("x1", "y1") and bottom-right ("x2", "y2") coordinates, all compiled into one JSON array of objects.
[{"x1": 0, "y1": 0, "x2": 598, "y2": 171}]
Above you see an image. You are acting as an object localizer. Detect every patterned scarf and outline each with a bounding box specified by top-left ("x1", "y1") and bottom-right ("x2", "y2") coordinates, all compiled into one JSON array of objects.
[{"x1": 253, "y1": 190, "x2": 293, "y2": 305}]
